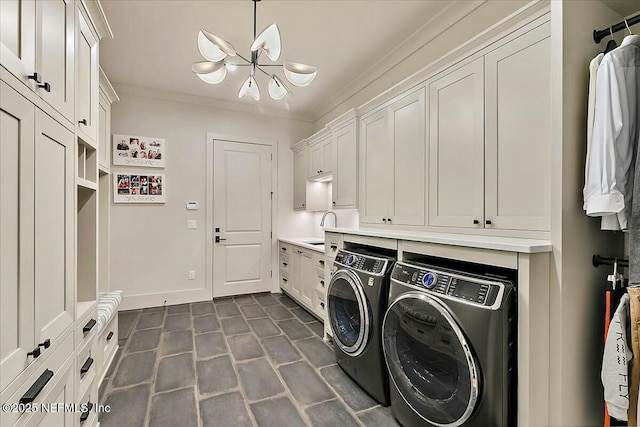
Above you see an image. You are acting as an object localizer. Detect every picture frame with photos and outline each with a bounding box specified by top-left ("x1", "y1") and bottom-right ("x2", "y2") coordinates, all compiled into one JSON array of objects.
[
  {"x1": 114, "y1": 173, "x2": 165, "y2": 203},
  {"x1": 113, "y1": 134, "x2": 166, "y2": 168}
]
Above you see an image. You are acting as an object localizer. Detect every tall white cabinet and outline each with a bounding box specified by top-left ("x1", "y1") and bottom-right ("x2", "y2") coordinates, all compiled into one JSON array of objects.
[
  {"x1": 360, "y1": 88, "x2": 426, "y2": 226},
  {"x1": 0, "y1": 1, "x2": 113, "y2": 426}
]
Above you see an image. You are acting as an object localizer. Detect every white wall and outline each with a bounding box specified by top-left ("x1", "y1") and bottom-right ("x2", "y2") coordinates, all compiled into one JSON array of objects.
[{"x1": 110, "y1": 86, "x2": 313, "y2": 309}]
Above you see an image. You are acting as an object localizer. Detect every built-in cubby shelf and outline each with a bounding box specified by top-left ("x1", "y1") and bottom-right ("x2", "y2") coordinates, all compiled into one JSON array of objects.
[
  {"x1": 78, "y1": 139, "x2": 98, "y2": 184},
  {"x1": 77, "y1": 186, "x2": 98, "y2": 305},
  {"x1": 98, "y1": 170, "x2": 110, "y2": 294}
]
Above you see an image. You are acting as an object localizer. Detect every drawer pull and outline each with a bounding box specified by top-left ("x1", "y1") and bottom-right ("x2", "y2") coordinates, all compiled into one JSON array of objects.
[
  {"x1": 319, "y1": 260, "x2": 325, "y2": 265},
  {"x1": 38, "y1": 339, "x2": 51, "y2": 349},
  {"x1": 282, "y1": 278, "x2": 288, "y2": 282},
  {"x1": 37, "y1": 82, "x2": 51, "y2": 92},
  {"x1": 27, "y1": 347, "x2": 41, "y2": 359},
  {"x1": 79, "y1": 118, "x2": 87, "y2": 126},
  {"x1": 320, "y1": 280, "x2": 325, "y2": 286},
  {"x1": 80, "y1": 402, "x2": 94, "y2": 423},
  {"x1": 320, "y1": 302, "x2": 325, "y2": 308},
  {"x1": 281, "y1": 247, "x2": 287, "y2": 252},
  {"x1": 83, "y1": 319, "x2": 96, "y2": 334},
  {"x1": 106, "y1": 331, "x2": 114, "y2": 341},
  {"x1": 28, "y1": 72, "x2": 42, "y2": 83},
  {"x1": 20, "y1": 369, "x2": 54, "y2": 404},
  {"x1": 282, "y1": 262, "x2": 288, "y2": 267},
  {"x1": 330, "y1": 245, "x2": 337, "y2": 250},
  {"x1": 80, "y1": 357, "x2": 94, "y2": 375}
]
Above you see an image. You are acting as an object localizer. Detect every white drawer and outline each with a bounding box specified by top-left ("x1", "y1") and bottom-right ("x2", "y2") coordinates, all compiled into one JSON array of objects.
[
  {"x1": 76, "y1": 304, "x2": 98, "y2": 351},
  {"x1": 279, "y1": 243, "x2": 292, "y2": 256},
  {"x1": 76, "y1": 336, "x2": 97, "y2": 401},
  {"x1": 98, "y1": 315, "x2": 118, "y2": 382},
  {"x1": 77, "y1": 376, "x2": 98, "y2": 427},
  {"x1": 312, "y1": 253, "x2": 326, "y2": 270},
  {"x1": 1, "y1": 333, "x2": 74, "y2": 427},
  {"x1": 279, "y1": 254, "x2": 290, "y2": 274}
]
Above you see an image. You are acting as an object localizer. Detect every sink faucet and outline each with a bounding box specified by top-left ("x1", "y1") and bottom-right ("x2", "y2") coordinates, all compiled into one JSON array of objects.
[{"x1": 320, "y1": 211, "x2": 337, "y2": 228}]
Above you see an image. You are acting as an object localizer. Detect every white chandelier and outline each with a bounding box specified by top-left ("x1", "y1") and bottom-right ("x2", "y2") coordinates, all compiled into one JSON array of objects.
[{"x1": 191, "y1": 0, "x2": 317, "y2": 101}]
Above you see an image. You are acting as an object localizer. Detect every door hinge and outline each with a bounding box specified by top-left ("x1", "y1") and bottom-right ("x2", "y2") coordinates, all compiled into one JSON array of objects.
[
  {"x1": 270, "y1": 191, "x2": 273, "y2": 200},
  {"x1": 271, "y1": 270, "x2": 273, "y2": 277},
  {"x1": 271, "y1": 231, "x2": 273, "y2": 238}
]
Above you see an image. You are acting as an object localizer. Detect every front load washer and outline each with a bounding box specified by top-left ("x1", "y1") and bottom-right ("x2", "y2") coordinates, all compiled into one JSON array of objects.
[
  {"x1": 327, "y1": 248, "x2": 396, "y2": 405},
  {"x1": 383, "y1": 260, "x2": 516, "y2": 427}
]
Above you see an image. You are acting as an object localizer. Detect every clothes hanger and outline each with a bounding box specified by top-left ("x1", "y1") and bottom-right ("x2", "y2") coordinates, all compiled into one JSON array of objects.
[
  {"x1": 603, "y1": 27, "x2": 617, "y2": 54},
  {"x1": 607, "y1": 258, "x2": 624, "y2": 289}
]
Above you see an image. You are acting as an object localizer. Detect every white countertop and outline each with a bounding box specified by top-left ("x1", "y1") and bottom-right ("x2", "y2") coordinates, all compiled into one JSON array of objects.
[
  {"x1": 278, "y1": 237, "x2": 325, "y2": 254},
  {"x1": 323, "y1": 227, "x2": 552, "y2": 254}
]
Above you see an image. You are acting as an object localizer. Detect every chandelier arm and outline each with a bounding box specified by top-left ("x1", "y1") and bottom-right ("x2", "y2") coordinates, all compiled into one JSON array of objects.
[
  {"x1": 257, "y1": 64, "x2": 284, "y2": 67},
  {"x1": 255, "y1": 65, "x2": 273, "y2": 78},
  {"x1": 234, "y1": 53, "x2": 253, "y2": 64}
]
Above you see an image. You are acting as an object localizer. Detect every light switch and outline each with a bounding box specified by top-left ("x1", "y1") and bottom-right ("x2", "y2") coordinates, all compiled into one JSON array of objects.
[{"x1": 187, "y1": 220, "x2": 197, "y2": 229}]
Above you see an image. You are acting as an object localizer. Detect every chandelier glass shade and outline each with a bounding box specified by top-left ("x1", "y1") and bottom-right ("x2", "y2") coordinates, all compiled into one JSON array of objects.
[{"x1": 192, "y1": 0, "x2": 317, "y2": 101}]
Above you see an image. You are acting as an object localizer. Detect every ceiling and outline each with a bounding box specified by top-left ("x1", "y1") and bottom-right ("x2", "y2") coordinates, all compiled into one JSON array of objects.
[{"x1": 99, "y1": 0, "x2": 453, "y2": 121}]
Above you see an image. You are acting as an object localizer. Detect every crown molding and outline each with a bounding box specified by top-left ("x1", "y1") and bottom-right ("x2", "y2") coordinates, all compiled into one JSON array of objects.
[
  {"x1": 111, "y1": 83, "x2": 314, "y2": 123},
  {"x1": 310, "y1": 0, "x2": 486, "y2": 124},
  {"x1": 99, "y1": 67, "x2": 120, "y2": 103},
  {"x1": 81, "y1": 0, "x2": 114, "y2": 40}
]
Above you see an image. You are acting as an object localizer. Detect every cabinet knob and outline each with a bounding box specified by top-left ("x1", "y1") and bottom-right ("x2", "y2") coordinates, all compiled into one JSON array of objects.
[
  {"x1": 473, "y1": 219, "x2": 480, "y2": 225},
  {"x1": 332, "y1": 201, "x2": 336, "y2": 205},
  {"x1": 485, "y1": 220, "x2": 492, "y2": 225},
  {"x1": 382, "y1": 218, "x2": 386, "y2": 223},
  {"x1": 27, "y1": 72, "x2": 42, "y2": 83},
  {"x1": 37, "y1": 82, "x2": 51, "y2": 92},
  {"x1": 387, "y1": 218, "x2": 392, "y2": 223},
  {"x1": 79, "y1": 119, "x2": 87, "y2": 126},
  {"x1": 330, "y1": 245, "x2": 337, "y2": 250},
  {"x1": 302, "y1": 203, "x2": 305, "y2": 207}
]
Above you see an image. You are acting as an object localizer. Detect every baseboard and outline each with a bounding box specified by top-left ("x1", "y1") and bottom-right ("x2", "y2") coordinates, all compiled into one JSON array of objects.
[{"x1": 118, "y1": 289, "x2": 212, "y2": 311}]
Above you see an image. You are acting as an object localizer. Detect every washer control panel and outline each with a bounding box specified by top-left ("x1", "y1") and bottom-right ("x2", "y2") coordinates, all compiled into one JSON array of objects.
[
  {"x1": 392, "y1": 262, "x2": 503, "y2": 307},
  {"x1": 335, "y1": 250, "x2": 387, "y2": 275}
]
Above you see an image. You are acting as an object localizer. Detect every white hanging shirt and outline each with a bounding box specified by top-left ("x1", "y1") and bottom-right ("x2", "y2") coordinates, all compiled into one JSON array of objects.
[
  {"x1": 585, "y1": 35, "x2": 640, "y2": 230},
  {"x1": 602, "y1": 293, "x2": 632, "y2": 421}
]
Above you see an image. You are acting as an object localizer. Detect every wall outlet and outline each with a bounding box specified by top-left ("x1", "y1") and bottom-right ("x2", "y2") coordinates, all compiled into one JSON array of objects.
[{"x1": 188, "y1": 270, "x2": 195, "y2": 280}]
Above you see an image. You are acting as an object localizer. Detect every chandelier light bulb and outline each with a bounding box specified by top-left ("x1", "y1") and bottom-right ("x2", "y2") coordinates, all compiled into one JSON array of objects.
[
  {"x1": 283, "y1": 61, "x2": 318, "y2": 87},
  {"x1": 197, "y1": 29, "x2": 236, "y2": 62},
  {"x1": 268, "y1": 75, "x2": 289, "y2": 100},
  {"x1": 239, "y1": 76, "x2": 260, "y2": 100},
  {"x1": 250, "y1": 23, "x2": 282, "y2": 61}
]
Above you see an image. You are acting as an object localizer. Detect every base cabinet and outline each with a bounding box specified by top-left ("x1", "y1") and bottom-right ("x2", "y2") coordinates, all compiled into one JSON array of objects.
[{"x1": 279, "y1": 241, "x2": 326, "y2": 320}]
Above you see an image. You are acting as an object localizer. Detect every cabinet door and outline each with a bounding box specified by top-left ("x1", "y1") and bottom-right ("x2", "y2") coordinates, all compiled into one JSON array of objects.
[
  {"x1": 360, "y1": 109, "x2": 392, "y2": 224},
  {"x1": 34, "y1": 110, "x2": 75, "y2": 347},
  {"x1": 290, "y1": 251, "x2": 302, "y2": 299},
  {"x1": 390, "y1": 88, "x2": 426, "y2": 226},
  {"x1": 321, "y1": 136, "x2": 333, "y2": 175},
  {"x1": 484, "y1": 23, "x2": 551, "y2": 231},
  {"x1": 0, "y1": 0, "x2": 36, "y2": 87},
  {"x1": 299, "y1": 251, "x2": 315, "y2": 308},
  {"x1": 98, "y1": 90, "x2": 110, "y2": 170},
  {"x1": 76, "y1": 7, "x2": 99, "y2": 145},
  {"x1": 293, "y1": 149, "x2": 307, "y2": 210},
  {"x1": 308, "y1": 143, "x2": 323, "y2": 178},
  {"x1": 0, "y1": 82, "x2": 35, "y2": 392},
  {"x1": 428, "y1": 58, "x2": 484, "y2": 228},
  {"x1": 332, "y1": 121, "x2": 357, "y2": 209},
  {"x1": 36, "y1": 0, "x2": 74, "y2": 121}
]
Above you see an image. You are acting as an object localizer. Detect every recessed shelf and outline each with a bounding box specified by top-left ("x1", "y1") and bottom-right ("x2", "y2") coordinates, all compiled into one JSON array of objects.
[
  {"x1": 77, "y1": 178, "x2": 98, "y2": 191},
  {"x1": 77, "y1": 187, "x2": 97, "y2": 304}
]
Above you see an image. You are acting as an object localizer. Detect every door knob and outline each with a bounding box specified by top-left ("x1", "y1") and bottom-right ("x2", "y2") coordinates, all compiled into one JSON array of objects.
[{"x1": 215, "y1": 236, "x2": 227, "y2": 243}]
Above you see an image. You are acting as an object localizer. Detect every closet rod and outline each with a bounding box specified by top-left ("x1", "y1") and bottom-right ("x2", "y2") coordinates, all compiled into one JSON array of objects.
[
  {"x1": 592, "y1": 254, "x2": 629, "y2": 268},
  {"x1": 593, "y1": 13, "x2": 640, "y2": 43}
]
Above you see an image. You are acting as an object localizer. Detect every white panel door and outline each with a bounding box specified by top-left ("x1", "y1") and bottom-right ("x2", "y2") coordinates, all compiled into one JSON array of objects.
[
  {"x1": 0, "y1": 83, "x2": 35, "y2": 392},
  {"x1": 213, "y1": 140, "x2": 272, "y2": 297},
  {"x1": 34, "y1": 109, "x2": 75, "y2": 347},
  {"x1": 36, "y1": 0, "x2": 74, "y2": 121},
  {"x1": 485, "y1": 23, "x2": 551, "y2": 231},
  {"x1": 308, "y1": 142, "x2": 323, "y2": 178},
  {"x1": 0, "y1": 0, "x2": 35, "y2": 87},
  {"x1": 428, "y1": 58, "x2": 485, "y2": 228},
  {"x1": 391, "y1": 87, "x2": 426, "y2": 226},
  {"x1": 332, "y1": 121, "x2": 357, "y2": 209},
  {"x1": 321, "y1": 136, "x2": 333, "y2": 175},
  {"x1": 76, "y1": 6, "x2": 99, "y2": 144},
  {"x1": 299, "y1": 250, "x2": 315, "y2": 308},
  {"x1": 360, "y1": 109, "x2": 392, "y2": 224},
  {"x1": 293, "y1": 149, "x2": 306, "y2": 210}
]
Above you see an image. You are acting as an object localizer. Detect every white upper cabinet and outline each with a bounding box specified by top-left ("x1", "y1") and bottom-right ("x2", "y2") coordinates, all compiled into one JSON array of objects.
[
  {"x1": 428, "y1": 23, "x2": 550, "y2": 233},
  {"x1": 360, "y1": 88, "x2": 426, "y2": 226},
  {"x1": 331, "y1": 119, "x2": 357, "y2": 209},
  {"x1": 484, "y1": 22, "x2": 551, "y2": 232},
  {"x1": 307, "y1": 132, "x2": 333, "y2": 180},
  {"x1": 390, "y1": 88, "x2": 426, "y2": 226},
  {"x1": 428, "y1": 58, "x2": 485, "y2": 229},
  {"x1": 76, "y1": 5, "x2": 99, "y2": 145},
  {"x1": 98, "y1": 69, "x2": 119, "y2": 171},
  {"x1": 0, "y1": 0, "x2": 74, "y2": 122},
  {"x1": 36, "y1": 0, "x2": 75, "y2": 121},
  {"x1": 360, "y1": 108, "x2": 392, "y2": 224}
]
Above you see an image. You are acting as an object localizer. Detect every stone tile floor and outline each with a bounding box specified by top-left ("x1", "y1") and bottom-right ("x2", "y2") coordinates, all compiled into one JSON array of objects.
[{"x1": 99, "y1": 293, "x2": 400, "y2": 427}]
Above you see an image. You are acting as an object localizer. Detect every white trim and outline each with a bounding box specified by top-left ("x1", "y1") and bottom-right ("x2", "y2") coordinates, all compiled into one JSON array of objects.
[
  {"x1": 80, "y1": 0, "x2": 114, "y2": 40},
  {"x1": 118, "y1": 289, "x2": 212, "y2": 311},
  {"x1": 205, "y1": 132, "x2": 279, "y2": 299},
  {"x1": 113, "y1": 83, "x2": 314, "y2": 123},
  {"x1": 99, "y1": 67, "x2": 120, "y2": 103}
]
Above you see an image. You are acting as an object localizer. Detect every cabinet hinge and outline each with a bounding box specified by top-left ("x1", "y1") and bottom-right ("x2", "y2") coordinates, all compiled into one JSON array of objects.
[
  {"x1": 271, "y1": 154, "x2": 273, "y2": 161},
  {"x1": 271, "y1": 270, "x2": 273, "y2": 277}
]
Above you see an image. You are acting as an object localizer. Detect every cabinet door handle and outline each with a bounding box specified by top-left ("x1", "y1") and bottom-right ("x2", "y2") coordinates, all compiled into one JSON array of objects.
[
  {"x1": 83, "y1": 319, "x2": 96, "y2": 334},
  {"x1": 80, "y1": 357, "x2": 94, "y2": 375},
  {"x1": 320, "y1": 302, "x2": 325, "y2": 308},
  {"x1": 282, "y1": 278, "x2": 288, "y2": 282},
  {"x1": 320, "y1": 280, "x2": 325, "y2": 286},
  {"x1": 79, "y1": 119, "x2": 87, "y2": 126},
  {"x1": 281, "y1": 247, "x2": 287, "y2": 252},
  {"x1": 106, "y1": 331, "x2": 114, "y2": 341},
  {"x1": 28, "y1": 72, "x2": 42, "y2": 83},
  {"x1": 382, "y1": 218, "x2": 386, "y2": 223},
  {"x1": 282, "y1": 262, "x2": 288, "y2": 267},
  {"x1": 387, "y1": 218, "x2": 392, "y2": 223},
  {"x1": 20, "y1": 369, "x2": 54, "y2": 404},
  {"x1": 319, "y1": 260, "x2": 325, "y2": 265},
  {"x1": 80, "y1": 402, "x2": 94, "y2": 423},
  {"x1": 37, "y1": 82, "x2": 51, "y2": 92},
  {"x1": 485, "y1": 220, "x2": 492, "y2": 225},
  {"x1": 330, "y1": 245, "x2": 337, "y2": 250},
  {"x1": 473, "y1": 219, "x2": 480, "y2": 225},
  {"x1": 27, "y1": 347, "x2": 41, "y2": 359},
  {"x1": 38, "y1": 339, "x2": 51, "y2": 349}
]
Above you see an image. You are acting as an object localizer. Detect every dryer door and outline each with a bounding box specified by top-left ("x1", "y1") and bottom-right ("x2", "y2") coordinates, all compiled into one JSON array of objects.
[
  {"x1": 383, "y1": 292, "x2": 480, "y2": 427},
  {"x1": 327, "y1": 269, "x2": 371, "y2": 357}
]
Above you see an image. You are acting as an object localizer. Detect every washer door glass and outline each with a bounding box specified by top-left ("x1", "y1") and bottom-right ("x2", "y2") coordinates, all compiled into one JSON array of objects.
[
  {"x1": 383, "y1": 293, "x2": 480, "y2": 427},
  {"x1": 328, "y1": 270, "x2": 370, "y2": 356}
]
